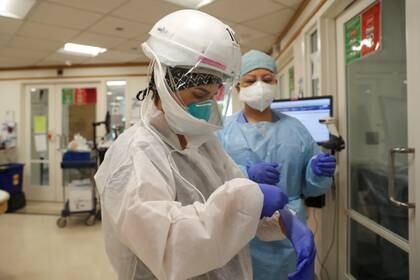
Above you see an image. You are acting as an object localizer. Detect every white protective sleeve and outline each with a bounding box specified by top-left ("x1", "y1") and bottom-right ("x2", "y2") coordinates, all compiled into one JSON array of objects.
[
  {"x1": 105, "y1": 149, "x2": 264, "y2": 280},
  {"x1": 218, "y1": 147, "x2": 286, "y2": 242}
]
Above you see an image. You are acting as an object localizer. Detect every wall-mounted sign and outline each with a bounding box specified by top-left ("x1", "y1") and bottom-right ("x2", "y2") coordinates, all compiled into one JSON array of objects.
[
  {"x1": 345, "y1": 1, "x2": 381, "y2": 64},
  {"x1": 62, "y1": 88, "x2": 97, "y2": 105},
  {"x1": 361, "y1": 1, "x2": 381, "y2": 56},
  {"x1": 345, "y1": 16, "x2": 361, "y2": 64}
]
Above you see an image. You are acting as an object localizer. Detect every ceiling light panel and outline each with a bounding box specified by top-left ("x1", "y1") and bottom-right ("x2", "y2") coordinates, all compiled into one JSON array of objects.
[{"x1": 0, "y1": 0, "x2": 36, "y2": 19}]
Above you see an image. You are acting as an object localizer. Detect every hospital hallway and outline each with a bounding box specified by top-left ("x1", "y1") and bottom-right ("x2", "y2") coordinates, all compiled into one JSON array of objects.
[
  {"x1": 1, "y1": 0, "x2": 420, "y2": 279},
  {"x1": 0, "y1": 214, "x2": 116, "y2": 280}
]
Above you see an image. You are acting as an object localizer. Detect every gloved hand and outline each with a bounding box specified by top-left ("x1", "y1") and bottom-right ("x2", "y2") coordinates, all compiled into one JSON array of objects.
[
  {"x1": 247, "y1": 162, "x2": 280, "y2": 185},
  {"x1": 279, "y1": 208, "x2": 316, "y2": 280},
  {"x1": 258, "y1": 183, "x2": 288, "y2": 218},
  {"x1": 311, "y1": 153, "x2": 336, "y2": 177}
]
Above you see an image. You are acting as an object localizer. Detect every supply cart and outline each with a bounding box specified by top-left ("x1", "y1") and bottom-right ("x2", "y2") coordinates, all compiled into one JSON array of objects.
[{"x1": 57, "y1": 151, "x2": 98, "y2": 228}]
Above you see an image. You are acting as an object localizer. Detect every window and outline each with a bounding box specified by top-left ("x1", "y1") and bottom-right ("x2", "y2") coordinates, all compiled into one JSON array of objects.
[
  {"x1": 308, "y1": 29, "x2": 320, "y2": 96},
  {"x1": 106, "y1": 82, "x2": 126, "y2": 136},
  {"x1": 278, "y1": 74, "x2": 285, "y2": 99},
  {"x1": 278, "y1": 61, "x2": 294, "y2": 99},
  {"x1": 288, "y1": 66, "x2": 295, "y2": 97}
]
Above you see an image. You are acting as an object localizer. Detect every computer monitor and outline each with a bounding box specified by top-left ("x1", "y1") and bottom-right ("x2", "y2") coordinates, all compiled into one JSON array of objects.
[{"x1": 270, "y1": 96, "x2": 333, "y2": 143}]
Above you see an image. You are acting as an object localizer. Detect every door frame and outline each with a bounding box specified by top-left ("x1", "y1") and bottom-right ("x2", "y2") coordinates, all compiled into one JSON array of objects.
[
  {"x1": 23, "y1": 84, "x2": 58, "y2": 201},
  {"x1": 23, "y1": 81, "x2": 104, "y2": 202},
  {"x1": 336, "y1": 0, "x2": 420, "y2": 278},
  {"x1": 406, "y1": 0, "x2": 420, "y2": 277}
]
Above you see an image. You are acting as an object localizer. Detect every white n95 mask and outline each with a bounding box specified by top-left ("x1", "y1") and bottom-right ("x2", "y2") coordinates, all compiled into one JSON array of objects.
[{"x1": 239, "y1": 81, "x2": 277, "y2": 112}]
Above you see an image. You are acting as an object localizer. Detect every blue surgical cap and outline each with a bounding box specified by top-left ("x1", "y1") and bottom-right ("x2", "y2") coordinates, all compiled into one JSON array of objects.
[{"x1": 240, "y1": 49, "x2": 277, "y2": 77}]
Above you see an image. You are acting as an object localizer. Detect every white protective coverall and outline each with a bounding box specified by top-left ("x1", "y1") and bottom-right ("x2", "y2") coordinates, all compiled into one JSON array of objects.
[{"x1": 95, "y1": 103, "x2": 284, "y2": 280}]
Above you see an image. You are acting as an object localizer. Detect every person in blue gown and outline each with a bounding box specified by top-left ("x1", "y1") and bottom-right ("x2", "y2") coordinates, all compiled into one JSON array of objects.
[{"x1": 217, "y1": 49, "x2": 336, "y2": 280}]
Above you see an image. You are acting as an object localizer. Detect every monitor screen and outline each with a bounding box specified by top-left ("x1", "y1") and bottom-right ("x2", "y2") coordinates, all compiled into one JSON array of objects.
[{"x1": 271, "y1": 97, "x2": 332, "y2": 143}]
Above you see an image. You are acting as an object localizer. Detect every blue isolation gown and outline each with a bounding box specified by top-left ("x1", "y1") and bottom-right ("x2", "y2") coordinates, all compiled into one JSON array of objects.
[{"x1": 217, "y1": 111, "x2": 332, "y2": 280}]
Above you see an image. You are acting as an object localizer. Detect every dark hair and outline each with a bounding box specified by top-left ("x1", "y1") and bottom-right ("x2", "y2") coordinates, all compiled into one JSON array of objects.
[{"x1": 136, "y1": 72, "x2": 157, "y2": 101}]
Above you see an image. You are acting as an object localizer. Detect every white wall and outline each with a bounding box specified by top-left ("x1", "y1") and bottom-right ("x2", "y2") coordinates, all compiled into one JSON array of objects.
[{"x1": 0, "y1": 66, "x2": 149, "y2": 163}]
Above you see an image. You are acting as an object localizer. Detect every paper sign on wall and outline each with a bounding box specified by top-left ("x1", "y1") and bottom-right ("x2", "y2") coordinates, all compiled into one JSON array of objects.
[
  {"x1": 345, "y1": 1, "x2": 381, "y2": 64},
  {"x1": 33, "y1": 115, "x2": 47, "y2": 134},
  {"x1": 34, "y1": 134, "x2": 47, "y2": 152}
]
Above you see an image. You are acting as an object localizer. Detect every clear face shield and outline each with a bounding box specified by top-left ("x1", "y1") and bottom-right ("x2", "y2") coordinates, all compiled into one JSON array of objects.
[
  {"x1": 162, "y1": 65, "x2": 235, "y2": 127},
  {"x1": 140, "y1": 40, "x2": 239, "y2": 136}
]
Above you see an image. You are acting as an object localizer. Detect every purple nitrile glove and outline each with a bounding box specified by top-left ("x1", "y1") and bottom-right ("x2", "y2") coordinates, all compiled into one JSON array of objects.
[
  {"x1": 258, "y1": 183, "x2": 288, "y2": 218},
  {"x1": 279, "y1": 208, "x2": 316, "y2": 280},
  {"x1": 247, "y1": 162, "x2": 280, "y2": 185},
  {"x1": 311, "y1": 153, "x2": 336, "y2": 177}
]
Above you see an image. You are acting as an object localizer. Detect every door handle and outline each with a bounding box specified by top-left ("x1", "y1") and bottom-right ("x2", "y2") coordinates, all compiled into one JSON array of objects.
[{"x1": 388, "y1": 147, "x2": 415, "y2": 208}]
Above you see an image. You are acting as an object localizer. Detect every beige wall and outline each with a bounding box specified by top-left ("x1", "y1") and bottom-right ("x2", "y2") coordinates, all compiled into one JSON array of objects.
[
  {"x1": 0, "y1": 66, "x2": 149, "y2": 163},
  {"x1": 272, "y1": 1, "x2": 354, "y2": 279}
]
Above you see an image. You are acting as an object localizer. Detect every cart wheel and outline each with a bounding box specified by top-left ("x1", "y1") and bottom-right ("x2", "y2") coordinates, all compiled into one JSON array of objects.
[
  {"x1": 57, "y1": 217, "x2": 67, "y2": 228},
  {"x1": 85, "y1": 215, "x2": 96, "y2": 226}
]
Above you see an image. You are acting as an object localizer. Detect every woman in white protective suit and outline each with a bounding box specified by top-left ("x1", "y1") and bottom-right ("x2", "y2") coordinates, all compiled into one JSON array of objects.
[{"x1": 95, "y1": 10, "x2": 292, "y2": 280}]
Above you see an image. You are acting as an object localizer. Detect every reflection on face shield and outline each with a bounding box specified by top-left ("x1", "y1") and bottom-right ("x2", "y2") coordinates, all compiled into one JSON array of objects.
[
  {"x1": 163, "y1": 66, "x2": 233, "y2": 125},
  {"x1": 165, "y1": 67, "x2": 223, "y2": 94}
]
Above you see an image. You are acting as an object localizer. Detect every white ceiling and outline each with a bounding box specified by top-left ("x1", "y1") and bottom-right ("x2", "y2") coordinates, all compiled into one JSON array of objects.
[{"x1": 0, "y1": 0, "x2": 302, "y2": 68}]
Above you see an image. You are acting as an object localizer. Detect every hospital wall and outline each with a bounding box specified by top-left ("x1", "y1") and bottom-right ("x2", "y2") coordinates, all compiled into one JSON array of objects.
[
  {"x1": 273, "y1": 0, "x2": 354, "y2": 278},
  {"x1": 0, "y1": 66, "x2": 149, "y2": 163},
  {"x1": 274, "y1": 0, "x2": 407, "y2": 278}
]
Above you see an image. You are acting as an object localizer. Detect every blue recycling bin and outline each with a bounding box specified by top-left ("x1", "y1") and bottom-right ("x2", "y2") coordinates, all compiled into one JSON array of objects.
[{"x1": 0, "y1": 163, "x2": 24, "y2": 195}]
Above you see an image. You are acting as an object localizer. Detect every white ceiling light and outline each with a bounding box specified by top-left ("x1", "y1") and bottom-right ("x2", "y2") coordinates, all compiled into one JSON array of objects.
[
  {"x1": 107, "y1": 91, "x2": 113, "y2": 96},
  {"x1": 0, "y1": 0, "x2": 36, "y2": 19},
  {"x1": 59, "y1": 43, "x2": 107, "y2": 57},
  {"x1": 106, "y1": 81, "x2": 127, "y2": 86},
  {"x1": 164, "y1": 0, "x2": 216, "y2": 9}
]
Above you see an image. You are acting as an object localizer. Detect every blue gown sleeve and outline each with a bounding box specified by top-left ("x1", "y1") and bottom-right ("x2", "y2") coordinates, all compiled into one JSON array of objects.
[{"x1": 301, "y1": 131, "x2": 332, "y2": 198}]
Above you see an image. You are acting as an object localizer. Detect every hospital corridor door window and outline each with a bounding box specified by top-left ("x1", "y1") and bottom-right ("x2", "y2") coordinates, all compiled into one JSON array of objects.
[
  {"x1": 24, "y1": 86, "x2": 56, "y2": 201},
  {"x1": 337, "y1": 0, "x2": 420, "y2": 278},
  {"x1": 24, "y1": 83, "x2": 100, "y2": 202}
]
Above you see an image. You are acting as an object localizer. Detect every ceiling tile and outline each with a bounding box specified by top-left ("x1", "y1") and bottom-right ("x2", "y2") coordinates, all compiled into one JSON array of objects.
[
  {"x1": 47, "y1": 0, "x2": 128, "y2": 14},
  {"x1": 39, "y1": 52, "x2": 90, "y2": 65},
  {"x1": 240, "y1": 46, "x2": 252, "y2": 55},
  {"x1": 232, "y1": 24, "x2": 270, "y2": 46},
  {"x1": 88, "y1": 17, "x2": 150, "y2": 39},
  {"x1": 112, "y1": 35, "x2": 148, "y2": 54},
  {"x1": 28, "y1": 2, "x2": 102, "y2": 30},
  {"x1": 85, "y1": 50, "x2": 140, "y2": 63},
  {"x1": 243, "y1": 8, "x2": 295, "y2": 35},
  {"x1": 0, "y1": 17, "x2": 23, "y2": 34},
  {"x1": 201, "y1": 0, "x2": 286, "y2": 23},
  {"x1": 112, "y1": 0, "x2": 180, "y2": 24},
  {"x1": 73, "y1": 32, "x2": 126, "y2": 48},
  {"x1": 0, "y1": 47, "x2": 51, "y2": 60},
  {"x1": 241, "y1": 35, "x2": 276, "y2": 52},
  {"x1": 7, "y1": 36, "x2": 63, "y2": 52},
  {"x1": 0, "y1": 56, "x2": 41, "y2": 68},
  {"x1": 131, "y1": 54, "x2": 149, "y2": 63},
  {"x1": 18, "y1": 21, "x2": 81, "y2": 42},
  {"x1": 272, "y1": 0, "x2": 303, "y2": 8},
  {"x1": 0, "y1": 34, "x2": 12, "y2": 47}
]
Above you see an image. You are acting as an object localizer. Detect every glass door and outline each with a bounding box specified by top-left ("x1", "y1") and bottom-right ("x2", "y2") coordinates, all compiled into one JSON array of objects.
[
  {"x1": 337, "y1": 0, "x2": 420, "y2": 278},
  {"x1": 24, "y1": 85, "x2": 57, "y2": 201},
  {"x1": 24, "y1": 82, "x2": 101, "y2": 202}
]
